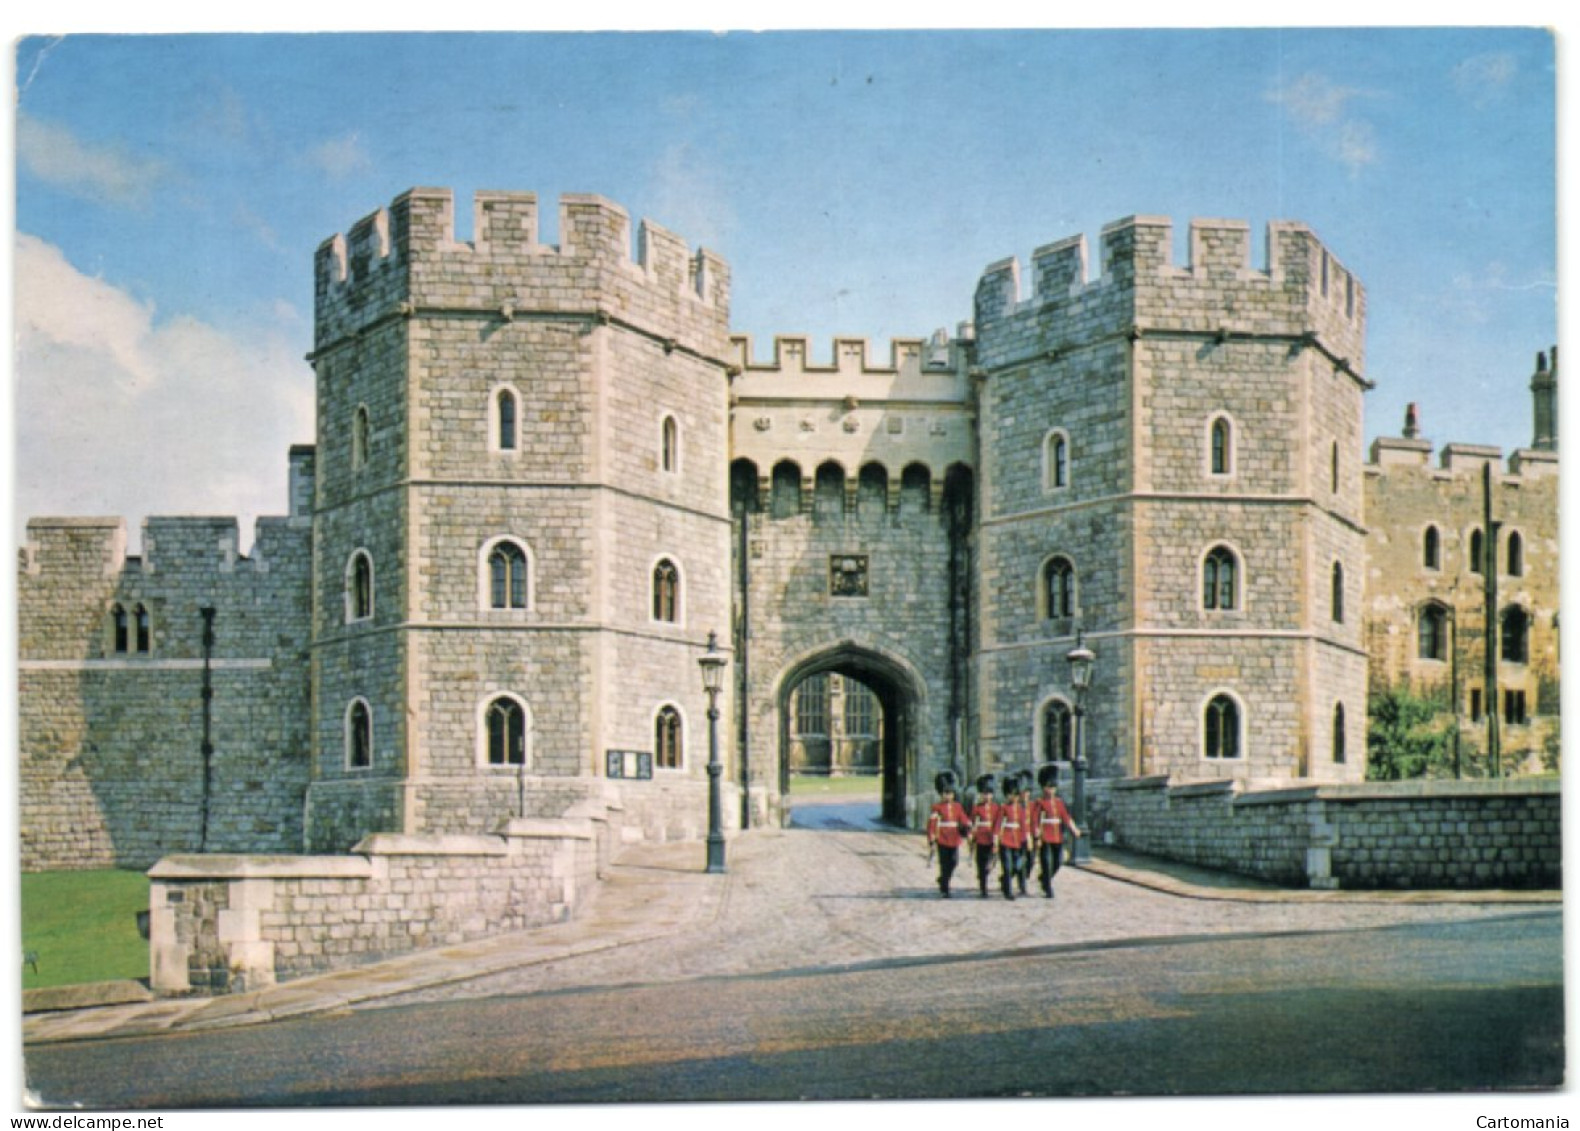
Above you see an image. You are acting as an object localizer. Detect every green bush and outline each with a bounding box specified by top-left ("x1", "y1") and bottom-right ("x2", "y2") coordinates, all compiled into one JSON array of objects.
[
  {"x1": 21, "y1": 869, "x2": 150, "y2": 990},
  {"x1": 1366, "y1": 690, "x2": 1457, "y2": 781}
]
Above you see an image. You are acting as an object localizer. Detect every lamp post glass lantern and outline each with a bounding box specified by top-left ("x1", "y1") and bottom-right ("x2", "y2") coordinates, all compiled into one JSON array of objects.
[
  {"x1": 1065, "y1": 632, "x2": 1095, "y2": 864},
  {"x1": 698, "y1": 631, "x2": 728, "y2": 873}
]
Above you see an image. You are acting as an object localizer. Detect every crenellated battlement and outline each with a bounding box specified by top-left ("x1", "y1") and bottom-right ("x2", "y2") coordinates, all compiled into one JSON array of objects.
[
  {"x1": 1366, "y1": 402, "x2": 1559, "y2": 483},
  {"x1": 314, "y1": 188, "x2": 730, "y2": 352},
  {"x1": 732, "y1": 328, "x2": 966, "y2": 379},
  {"x1": 974, "y1": 216, "x2": 1365, "y2": 370}
]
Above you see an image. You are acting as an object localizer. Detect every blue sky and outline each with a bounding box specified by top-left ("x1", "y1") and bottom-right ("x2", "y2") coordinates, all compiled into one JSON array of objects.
[{"x1": 11, "y1": 26, "x2": 1559, "y2": 548}]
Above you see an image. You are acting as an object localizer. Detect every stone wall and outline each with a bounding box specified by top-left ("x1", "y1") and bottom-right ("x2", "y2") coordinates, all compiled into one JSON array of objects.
[
  {"x1": 1101, "y1": 775, "x2": 1559, "y2": 889},
  {"x1": 149, "y1": 816, "x2": 604, "y2": 995},
  {"x1": 1364, "y1": 415, "x2": 1560, "y2": 776},
  {"x1": 20, "y1": 486, "x2": 314, "y2": 870}
]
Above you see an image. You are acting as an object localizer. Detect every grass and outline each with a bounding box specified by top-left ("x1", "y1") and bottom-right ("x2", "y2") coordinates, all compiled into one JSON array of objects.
[
  {"x1": 20, "y1": 869, "x2": 150, "y2": 990},
  {"x1": 788, "y1": 773, "x2": 882, "y2": 797}
]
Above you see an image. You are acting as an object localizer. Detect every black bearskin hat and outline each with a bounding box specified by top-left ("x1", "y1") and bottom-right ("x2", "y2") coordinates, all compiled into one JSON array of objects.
[
  {"x1": 975, "y1": 773, "x2": 997, "y2": 797},
  {"x1": 1037, "y1": 764, "x2": 1060, "y2": 789},
  {"x1": 934, "y1": 769, "x2": 959, "y2": 795}
]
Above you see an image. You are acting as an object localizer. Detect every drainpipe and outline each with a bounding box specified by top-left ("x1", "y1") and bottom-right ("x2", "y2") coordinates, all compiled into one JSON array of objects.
[{"x1": 199, "y1": 606, "x2": 216, "y2": 851}]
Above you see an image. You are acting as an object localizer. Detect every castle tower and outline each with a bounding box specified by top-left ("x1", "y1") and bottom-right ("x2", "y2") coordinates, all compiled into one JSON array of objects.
[
  {"x1": 1531, "y1": 346, "x2": 1557, "y2": 452},
  {"x1": 973, "y1": 217, "x2": 1369, "y2": 783},
  {"x1": 305, "y1": 189, "x2": 734, "y2": 851}
]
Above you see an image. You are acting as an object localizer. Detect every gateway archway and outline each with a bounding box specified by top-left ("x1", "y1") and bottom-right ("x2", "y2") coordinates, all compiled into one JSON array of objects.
[{"x1": 776, "y1": 644, "x2": 922, "y2": 826}]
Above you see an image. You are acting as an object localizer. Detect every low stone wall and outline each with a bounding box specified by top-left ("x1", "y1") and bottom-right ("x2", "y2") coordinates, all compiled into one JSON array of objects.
[
  {"x1": 149, "y1": 816, "x2": 603, "y2": 995},
  {"x1": 1101, "y1": 776, "x2": 1560, "y2": 890}
]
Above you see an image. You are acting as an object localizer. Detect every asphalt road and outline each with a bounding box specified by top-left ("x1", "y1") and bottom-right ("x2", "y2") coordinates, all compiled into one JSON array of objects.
[{"x1": 22, "y1": 813, "x2": 1565, "y2": 1108}]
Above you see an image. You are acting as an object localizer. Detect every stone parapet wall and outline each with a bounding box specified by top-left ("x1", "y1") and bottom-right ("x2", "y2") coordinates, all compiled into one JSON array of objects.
[
  {"x1": 1098, "y1": 775, "x2": 1559, "y2": 889},
  {"x1": 149, "y1": 816, "x2": 604, "y2": 995}
]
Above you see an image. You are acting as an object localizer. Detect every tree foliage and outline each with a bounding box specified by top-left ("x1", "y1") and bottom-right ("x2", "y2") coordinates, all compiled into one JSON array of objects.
[{"x1": 1366, "y1": 690, "x2": 1457, "y2": 780}]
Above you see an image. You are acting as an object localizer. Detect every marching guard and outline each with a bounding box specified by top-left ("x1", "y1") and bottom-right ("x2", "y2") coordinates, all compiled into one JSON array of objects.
[
  {"x1": 1030, "y1": 765, "x2": 1083, "y2": 898},
  {"x1": 967, "y1": 774, "x2": 1000, "y2": 898},
  {"x1": 925, "y1": 771, "x2": 969, "y2": 898},
  {"x1": 992, "y1": 772, "x2": 1032, "y2": 901}
]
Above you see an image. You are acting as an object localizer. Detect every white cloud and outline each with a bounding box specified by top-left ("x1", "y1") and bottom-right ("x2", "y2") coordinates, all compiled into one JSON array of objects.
[
  {"x1": 1266, "y1": 71, "x2": 1381, "y2": 175},
  {"x1": 16, "y1": 113, "x2": 170, "y2": 208},
  {"x1": 1452, "y1": 52, "x2": 1518, "y2": 108},
  {"x1": 307, "y1": 133, "x2": 373, "y2": 181},
  {"x1": 14, "y1": 234, "x2": 315, "y2": 551}
]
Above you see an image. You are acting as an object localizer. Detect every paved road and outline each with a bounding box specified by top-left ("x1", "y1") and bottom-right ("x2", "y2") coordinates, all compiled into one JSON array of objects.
[{"x1": 22, "y1": 819, "x2": 1564, "y2": 1107}]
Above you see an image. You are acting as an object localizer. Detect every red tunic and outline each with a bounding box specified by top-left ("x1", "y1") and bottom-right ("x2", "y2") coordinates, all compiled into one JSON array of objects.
[
  {"x1": 968, "y1": 800, "x2": 999, "y2": 846},
  {"x1": 1031, "y1": 796, "x2": 1075, "y2": 844},
  {"x1": 927, "y1": 801, "x2": 969, "y2": 849},
  {"x1": 993, "y1": 799, "x2": 1030, "y2": 849}
]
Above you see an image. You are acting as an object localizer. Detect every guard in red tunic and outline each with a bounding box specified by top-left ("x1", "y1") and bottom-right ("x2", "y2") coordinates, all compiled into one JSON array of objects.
[
  {"x1": 1031, "y1": 764, "x2": 1083, "y2": 898},
  {"x1": 967, "y1": 774, "x2": 1000, "y2": 898},
  {"x1": 1014, "y1": 770, "x2": 1037, "y2": 895},
  {"x1": 992, "y1": 772, "x2": 1032, "y2": 901},
  {"x1": 926, "y1": 771, "x2": 969, "y2": 898}
]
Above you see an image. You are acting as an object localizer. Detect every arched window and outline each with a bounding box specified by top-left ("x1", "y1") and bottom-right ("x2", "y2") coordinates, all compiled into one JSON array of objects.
[
  {"x1": 496, "y1": 388, "x2": 518, "y2": 452},
  {"x1": 485, "y1": 697, "x2": 527, "y2": 766},
  {"x1": 346, "y1": 700, "x2": 372, "y2": 769},
  {"x1": 134, "y1": 603, "x2": 151, "y2": 653},
  {"x1": 1331, "y1": 561, "x2": 1345, "y2": 624},
  {"x1": 1507, "y1": 531, "x2": 1524, "y2": 577},
  {"x1": 1469, "y1": 528, "x2": 1485, "y2": 575},
  {"x1": 1204, "y1": 694, "x2": 1241, "y2": 759},
  {"x1": 1418, "y1": 603, "x2": 1448, "y2": 661},
  {"x1": 1043, "y1": 556, "x2": 1076, "y2": 619},
  {"x1": 661, "y1": 415, "x2": 679, "y2": 474},
  {"x1": 1333, "y1": 702, "x2": 1347, "y2": 764},
  {"x1": 1043, "y1": 699, "x2": 1074, "y2": 762},
  {"x1": 352, "y1": 405, "x2": 369, "y2": 471},
  {"x1": 844, "y1": 684, "x2": 878, "y2": 737},
  {"x1": 1203, "y1": 545, "x2": 1238, "y2": 611},
  {"x1": 652, "y1": 558, "x2": 680, "y2": 623},
  {"x1": 1043, "y1": 430, "x2": 1069, "y2": 491},
  {"x1": 110, "y1": 604, "x2": 129, "y2": 654},
  {"x1": 796, "y1": 674, "x2": 829, "y2": 737},
  {"x1": 655, "y1": 704, "x2": 683, "y2": 769},
  {"x1": 1209, "y1": 416, "x2": 1232, "y2": 476},
  {"x1": 1423, "y1": 525, "x2": 1441, "y2": 571},
  {"x1": 487, "y1": 541, "x2": 530, "y2": 610},
  {"x1": 1502, "y1": 606, "x2": 1530, "y2": 664},
  {"x1": 347, "y1": 552, "x2": 373, "y2": 622}
]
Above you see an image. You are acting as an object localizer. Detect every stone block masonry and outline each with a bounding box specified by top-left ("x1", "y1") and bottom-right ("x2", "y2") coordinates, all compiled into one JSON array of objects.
[
  {"x1": 149, "y1": 816, "x2": 603, "y2": 995},
  {"x1": 1099, "y1": 776, "x2": 1559, "y2": 889}
]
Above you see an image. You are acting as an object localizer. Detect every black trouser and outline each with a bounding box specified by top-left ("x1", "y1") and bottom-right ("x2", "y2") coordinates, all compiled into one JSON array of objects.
[
  {"x1": 936, "y1": 844, "x2": 959, "y2": 893},
  {"x1": 1037, "y1": 841, "x2": 1063, "y2": 892},
  {"x1": 973, "y1": 843, "x2": 994, "y2": 890},
  {"x1": 999, "y1": 846, "x2": 1025, "y2": 895}
]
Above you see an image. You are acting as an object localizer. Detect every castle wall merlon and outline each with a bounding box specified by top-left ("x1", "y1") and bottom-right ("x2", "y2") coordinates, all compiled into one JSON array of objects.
[
  {"x1": 1368, "y1": 435, "x2": 1434, "y2": 468},
  {"x1": 559, "y1": 193, "x2": 631, "y2": 265},
  {"x1": 21, "y1": 518, "x2": 128, "y2": 578},
  {"x1": 143, "y1": 517, "x2": 242, "y2": 573},
  {"x1": 1099, "y1": 215, "x2": 1174, "y2": 284},
  {"x1": 1510, "y1": 448, "x2": 1559, "y2": 479},
  {"x1": 1439, "y1": 442, "x2": 1503, "y2": 474},
  {"x1": 347, "y1": 208, "x2": 393, "y2": 283},
  {"x1": 693, "y1": 248, "x2": 728, "y2": 307},
  {"x1": 389, "y1": 186, "x2": 459, "y2": 257},
  {"x1": 974, "y1": 256, "x2": 1021, "y2": 323},
  {"x1": 473, "y1": 190, "x2": 540, "y2": 252},
  {"x1": 1188, "y1": 219, "x2": 1253, "y2": 280},
  {"x1": 1032, "y1": 235, "x2": 1088, "y2": 298}
]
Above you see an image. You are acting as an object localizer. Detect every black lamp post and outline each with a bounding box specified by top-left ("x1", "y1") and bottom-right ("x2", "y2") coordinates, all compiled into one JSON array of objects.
[
  {"x1": 1066, "y1": 631, "x2": 1095, "y2": 865},
  {"x1": 698, "y1": 631, "x2": 728, "y2": 874}
]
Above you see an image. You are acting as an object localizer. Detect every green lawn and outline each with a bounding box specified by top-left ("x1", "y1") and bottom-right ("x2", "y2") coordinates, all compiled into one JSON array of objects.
[
  {"x1": 788, "y1": 773, "x2": 882, "y2": 797},
  {"x1": 20, "y1": 869, "x2": 150, "y2": 990}
]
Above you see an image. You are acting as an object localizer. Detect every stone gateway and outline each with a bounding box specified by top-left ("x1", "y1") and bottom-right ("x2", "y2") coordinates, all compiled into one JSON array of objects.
[{"x1": 19, "y1": 188, "x2": 1558, "y2": 871}]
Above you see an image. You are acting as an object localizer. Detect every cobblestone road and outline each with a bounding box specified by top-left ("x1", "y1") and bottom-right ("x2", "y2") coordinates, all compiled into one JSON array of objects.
[{"x1": 367, "y1": 797, "x2": 1532, "y2": 1011}]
